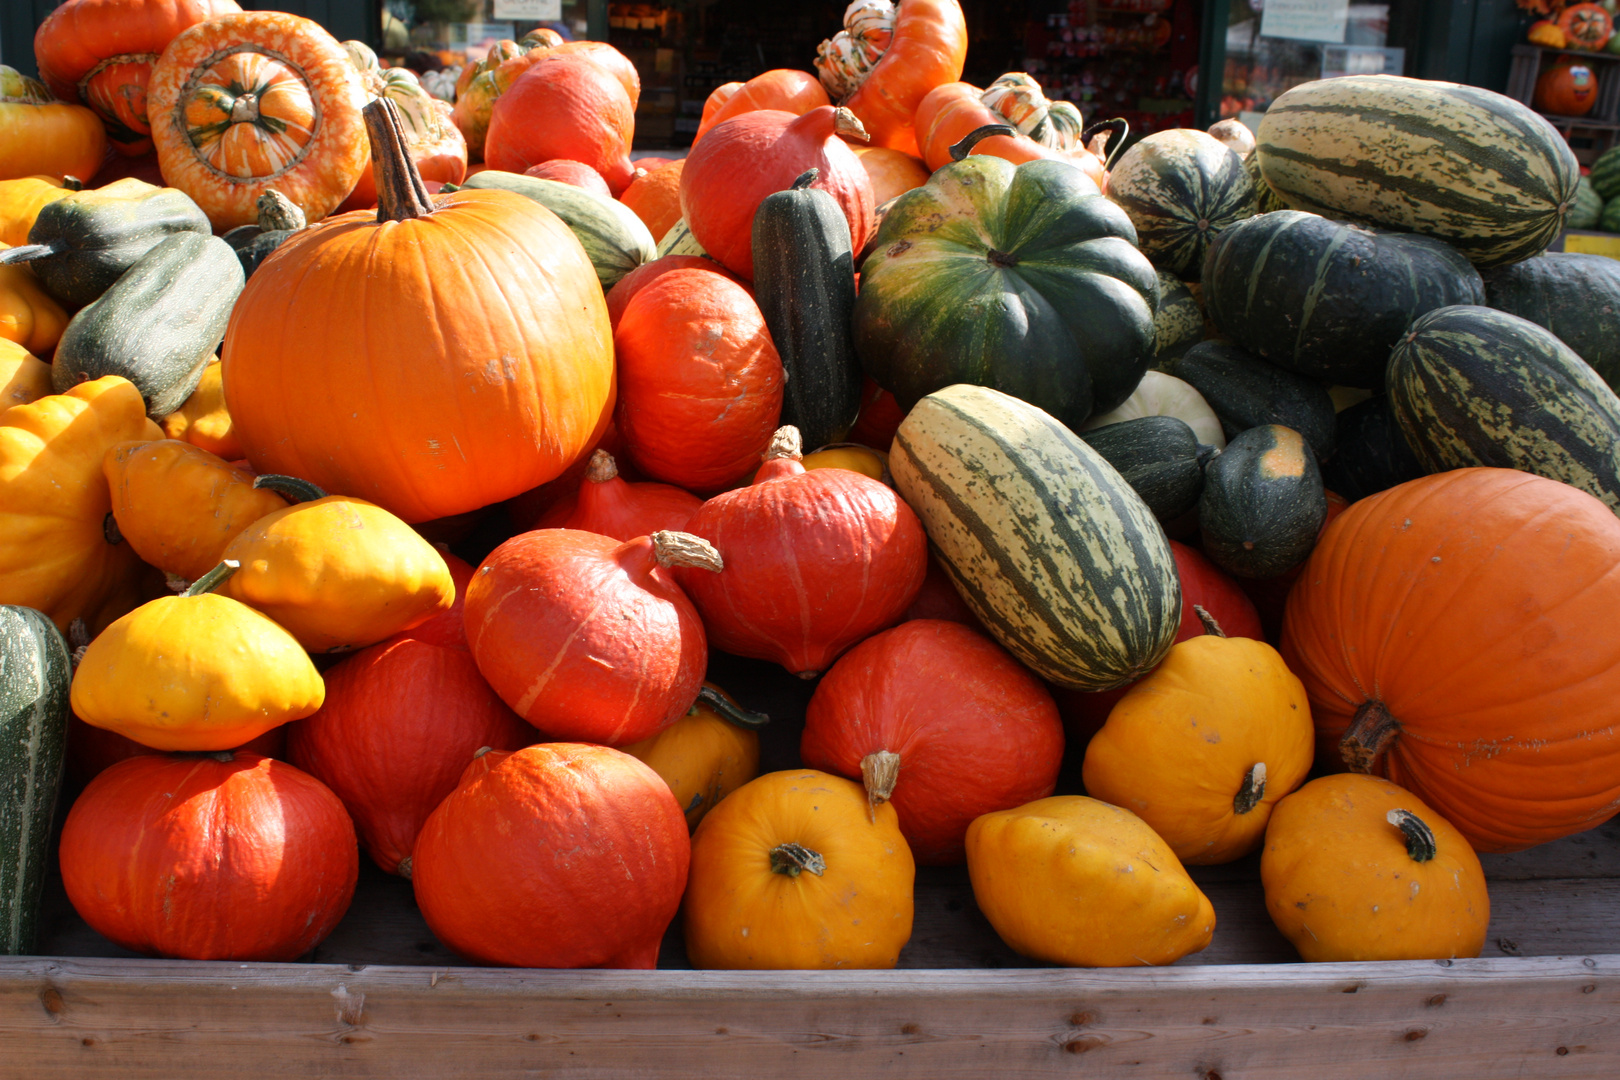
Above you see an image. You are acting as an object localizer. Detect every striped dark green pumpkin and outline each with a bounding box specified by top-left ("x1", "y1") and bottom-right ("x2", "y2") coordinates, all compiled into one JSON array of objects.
[
  {"x1": 1153, "y1": 270, "x2": 1204, "y2": 364},
  {"x1": 1198, "y1": 424, "x2": 1327, "y2": 579},
  {"x1": 1080, "y1": 415, "x2": 1213, "y2": 523},
  {"x1": 1256, "y1": 76, "x2": 1579, "y2": 268},
  {"x1": 1482, "y1": 252, "x2": 1620, "y2": 389},
  {"x1": 1388, "y1": 305, "x2": 1620, "y2": 513},
  {"x1": 1602, "y1": 198, "x2": 1620, "y2": 234},
  {"x1": 1107, "y1": 128, "x2": 1257, "y2": 280},
  {"x1": 1245, "y1": 150, "x2": 1288, "y2": 215},
  {"x1": 1166, "y1": 340, "x2": 1336, "y2": 462},
  {"x1": 1569, "y1": 176, "x2": 1603, "y2": 230},
  {"x1": 1591, "y1": 145, "x2": 1620, "y2": 201},
  {"x1": 1321, "y1": 395, "x2": 1426, "y2": 503},
  {"x1": 889, "y1": 384, "x2": 1181, "y2": 691}
]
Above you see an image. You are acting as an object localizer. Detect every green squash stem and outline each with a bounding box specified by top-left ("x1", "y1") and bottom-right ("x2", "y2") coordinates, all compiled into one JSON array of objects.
[
  {"x1": 185, "y1": 560, "x2": 240, "y2": 597},
  {"x1": 252, "y1": 474, "x2": 328, "y2": 503},
  {"x1": 1232, "y1": 762, "x2": 1266, "y2": 815},
  {"x1": 1387, "y1": 808, "x2": 1437, "y2": 863},
  {"x1": 694, "y1": 686, "x2": 770, "y2": 730}
]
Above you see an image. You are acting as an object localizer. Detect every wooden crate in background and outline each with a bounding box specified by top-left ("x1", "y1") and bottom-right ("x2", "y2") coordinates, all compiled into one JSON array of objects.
[{"x1": 1506, "y1": 43, "x2": 1620, "y2": 164}]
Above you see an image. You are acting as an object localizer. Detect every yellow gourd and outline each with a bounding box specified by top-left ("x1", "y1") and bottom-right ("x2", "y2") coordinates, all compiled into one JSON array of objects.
[
  {"x1": 0, "y1": 339, "x2": 53, "y2": 407},
  {"x1": 0, "y1": 175, "x2": 79, "y2": 246},
  {"x1": 966, "y1": 795, "x2": 1215, "y2": 967},
  {"x1": 162, "y1": 360, "x2": 244, "y2": 460},
  {"x1": 621, "y1": 684, "x2": 765, "y2": 829},
  {"x1": 0, "y1": 242, "x2": 70, "y2": 356},
  {"x1": 800, "y1": 443, "x2": 887, "y2": 482}
]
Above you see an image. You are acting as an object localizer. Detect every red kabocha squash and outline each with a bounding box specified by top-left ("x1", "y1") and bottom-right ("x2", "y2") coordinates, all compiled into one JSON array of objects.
[
  {"x1": 222, "y1": 99, "x2": 614, "y2": 523},
  {"x1": 63, "y1": 713, "x2": 284, "y2": 797},
  {"x1": 287, "y1": 636, "x2": 535, "y2": 876},
  {"x1": 680, "y1": 105, "x2": 875, "y2": 279},
  {"x1": 700, "y1": 82, "x2": 743, "y2": 132},
  {"x1": 465, "y1": 529, "x2": 722, "y2": 745},
  {"x1": 533, "y1": 449, "x2": 701, "y2": 540},
  {"x1": 522, "y1": 158, "x2": 611, "y2": 196},
  {"x1": 614, "y1": 268, "x2": 783, "y2": 492},
  {"x1": 504, "y1": 416, "x2": 630, "y2": 532},
  {"x1": 484, "y1": 52, "x2": 636, "y2": 195},
  {"x1": 1281, "y1": 468, "x2": 1620, "y2": 853},
  {"x1": 59, "y1": 751, "x2": 358, "y2": 961},
  {"x1": 387, "y1": 550, "x2": 475, "y2": 650},
  {"x1": 412, "y1": 743, "x2": 689, "y2": 968},
  {"x1": 801, "y1": 619, "x2": 1064, "y2": 864},
  {"x1": 694, "y1": 68, "x2": 831, "y2": 143},
  {"x1": 604, "y1": 254, "x2": 743, "y2": 329},
  {"x1": 813, "y1": 0, "x2": 967, "y2": 155},
  {"x1": 618, "y1": 159, "x2": 684, "y2": 243},
  {"x1": 675, "y1": 427, "x2": 928, "y2": 677}
]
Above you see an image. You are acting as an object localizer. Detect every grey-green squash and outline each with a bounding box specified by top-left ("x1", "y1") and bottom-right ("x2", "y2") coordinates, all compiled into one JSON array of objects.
[
  {"x1": 1166, "y1": 340, "x2": 1336, "y2": 462},
  {"x1": 1481, "y1": 252, "x2": 1620, "y2": 389},
  {"x1": 1080, "y1": 415, "x2": 1215, "y2": 524},
  {"x1": 1568, "y1": 176, "x2": 1603, "y2": 230},
  {"x1": 1106, "y1": 128, "x2": 1257, "y2": 280},
  {"x1": 889, "y1": 383, "x2": 1181, "y2": 691},
  {"x1": 1198, "y1": 424, "x2": 1327, "y2": 579},
  {"x1": 454, "y1": 170, "x2": 655, "y2": 288}
]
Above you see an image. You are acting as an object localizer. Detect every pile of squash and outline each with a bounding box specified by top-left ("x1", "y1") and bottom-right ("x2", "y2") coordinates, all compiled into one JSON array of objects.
[{"x1": 1, "y1": 0, "x2": 1617, "y2": 975}]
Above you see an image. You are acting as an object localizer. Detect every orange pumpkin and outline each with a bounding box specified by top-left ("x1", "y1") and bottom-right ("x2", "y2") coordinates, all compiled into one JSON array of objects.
[
  {"x1": 815, "y1": 0, "x2": 967, "y2": 155},
  {"x1": 484, "y1": 52, "x2": 637, "y2": 195},
  {"x1": 619, "y1": 159, "x2": 684, "y2": 242},
  {"x1": 913, "y1": 77, "x2": 1107, "y2": 187},
  {"x1": 852, "y1": 145, "x2": 930, "y2": 206},
  {"x1": 694, "y1": 69, "x2": 830, "y2": 143},
  {"x1": 1535, "y1": 60, "x2": 1599, "y2": 116},
  {"x1": 699, "y1": 81, "x2": 744, "y2": 134},
  {"x1": 0, "y1": 67, "x2": 107, "y2": 183},
  {"x1": 1560, "y1": 3, "x2": 1614, "y2": 50}
]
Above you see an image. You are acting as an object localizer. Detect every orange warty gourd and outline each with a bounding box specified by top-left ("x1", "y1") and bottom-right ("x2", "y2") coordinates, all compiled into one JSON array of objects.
[
  {"x1": 694, "y1": 69, "x2": 831, "y2": 142},
  {"x1": 0, "y1": 67, "x2": 107, "y2": 183},
  {"x1": 813, "y1": 0, "x2": 967, "y2": 155},
  {"x1": 619, "y1": 159, "x2": 684, "y2": 243},
  {"x1": 1281, "y1": 468, "x2": 1620, "y2": 852},
  {"x1": 484, "y1": 52, "x2": 636, "y2": 195},
  {"x1": 221, "y1": 99, "x2": 615, "y2": 523},
  {"x1": 0, "y1": 247, "x2": 69, "y2": 357}
]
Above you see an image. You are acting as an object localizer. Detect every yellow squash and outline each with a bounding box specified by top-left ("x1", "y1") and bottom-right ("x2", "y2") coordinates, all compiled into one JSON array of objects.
[
  {"x1": 161, "y1": 359, "x2": 244, "y2": 461},
  {"x1": 0, "y1": 243, "x2": 69, "y2": 356},
  {"x1": 684, "y1": 769, "x2": 915, "y2": 969},
  {"x1": 801, "y1": 444, "x2": 887, "y2": 482},
  {"x1": 621, "y1": 684, "x2": 765, "y2": 830},
  {"x1": 71, "y1": 560, "x2": 325, "y2": 751},
  {"x1": 966, "y1": 796, "x2": 1215, "y2": 967},
  {"x1": 0, "y1": 339, "x2": 52, "y2": 407},
  {"x1": 0, "y1": 67, "x2": 106, "y2": 184},
  {"x1": 1261, "y1": 774, "x2": 1489, "y2": 962},
  {"x1": 0, "y1": 175, "x2": 79, "y2": 246}
]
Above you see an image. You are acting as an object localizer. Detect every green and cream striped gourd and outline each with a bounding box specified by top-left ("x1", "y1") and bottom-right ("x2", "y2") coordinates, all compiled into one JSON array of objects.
[
  {"x1": 1256, "y1": 75, "x2": 1579, "y2": 268},
  {"x1": 1152, "y1": 270, "x2": 1204, "y2": 363},
  {"x1": 889, "y1": 384, "x2": 1181, "y2": 691},
  {"x1": 1107, "y1": 128, "x2": 1257, "y2": 280}
]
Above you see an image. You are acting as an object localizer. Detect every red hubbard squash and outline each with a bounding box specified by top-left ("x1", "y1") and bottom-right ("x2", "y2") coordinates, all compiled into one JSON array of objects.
[
  {"x1": 287, "y1": 636, "x2": 536, "y2": 876},
  {"x1": 33, "y1": 0, "x2": 243, "y2": 156},
  {"x1": 412, "y1": 743, "x2": 690, "y2": 968},
  {"x1": 532, "y1": 449, "x2": 701, "y2": 540},
  {"x1": 675, "y1": 426, "x2": 928, "y2": 677},
  {"x1": 522, "y1": 159, "x2": 611, "y2": 196},
  {"x1": 221, "y1": 99, "x2": 614, "y2": 524},
  {"x1": 1281, "y1": 468, "x2": 1620, "y2": 853},
  {"x1": 614, "y1": 268, "x2": 783, "y2": 492},
  {"x1": 680, "y1": 105, "x2": 875, "y2": 280},
  {"x1": 695, "y1": 68, "x2": 831, "y2": 142},
  {"x1": 59, "y1": 751, "x2": 358, "y2": 961},
  {"x1": 484, "y1": 52, "x2": 636, "y2": 195},
  {"x1": 813, "y1": 0, "x2": 967, "y2": 156},
  {"x1": 63, "y1": 714, "x2": 284, "y2": 797},
  {"x1": 465, "y1": 529, "x2": 722, "y2": 745},
  {"x1": 605, "y1": 254, "x2": 744, "y2": 329},
  {"x1": 801, "y1": 619, "x2": 1064, "y2": 864},
  {"x1": 1535, "y1": 61, "x2": 1599, "y2": 117}
]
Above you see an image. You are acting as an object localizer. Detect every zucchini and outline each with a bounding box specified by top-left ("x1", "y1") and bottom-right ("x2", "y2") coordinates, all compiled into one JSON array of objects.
[
  {"x1": 1198, "y1": 424, "x2": 1326, "y2": 579},
  {"x1": 1081, "y1": 415, "x2": 1214, "y2": 524},
  {"x1": 454, "y1": 170, "x2": 655, "y2": 289},
  {"x1": 1167, "y1": 340, "x2": 1336, "y2": 462}
]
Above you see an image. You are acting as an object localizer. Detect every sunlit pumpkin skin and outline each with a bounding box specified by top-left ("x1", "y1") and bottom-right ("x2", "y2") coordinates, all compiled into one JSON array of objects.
[
  {"x1": 465, "y1": 530, "x2": 720, "y2": 746},
  {"x1": 604, "y1": 253, "x2": 743, "y2": 329},
  {"x1": 614, "y1": 268, "x2": 783, "y2": 492},
  {"x1": 818, "y1": 0, "x2": 968, "y2": 155},
  {"x1": 147, "y1": 11, "x2": 368, "y2": 229},
  {"x1": 159, "y1": 359, "x2": 242, "y2": 460},
  {"x1": 801, "y1": 619, "x2": 1063, "y2": 864},
  {"x1": 0, "y1": 377, "x2": 151, "y2": 633},
  {"x1": 485, "y1": 52, "x2": 636, "y2": 195},
  {"x1": 533, "y1": 449, "x2": 701, "y2": 540},
  {"x1": 63, "y1": 712, "x2": 284, "y2": 797},
  {"x1": 59, "y1": 751, "x2": 357, "y2": 961},
  {"x1": 386, "y1": 551, "x2": 475, "y2": 651},
  {"x1": 217, "y1": 485, "x2": 455, "y2": 654},
  {"x1": 1262, "y1": 774, "x2": 1489, "y2": 962},
  {"x1": 695, "y1": 69, "x2": 831, "y2": 143},
  {"x1": 852, "y1": 145, "x2": 930, "y2": 206},
  {"x1": 675, "y1": 429, "x2": 928, "y2": 677},
  {"x1": 287, "y1": 636, "x2": 535, "y2": 875},
  {"x1": 0, "y1": 176, "x2": 79, "y2": 247},
  {"x1": 619, "y1": 159, "x2": 684, "y2": 243},
  {"x1": 621, "y1": 684, "x2": 764, "y2": 830},
  {"x1": 966, "y1": 795, "x2": 1215, "y2": 967},
  {"x1": 0, "y1": 250, "x2": 69, "y2": 357},
  {"x1": 222, "y1": 102, "x2": 615, "y2": 524},
  {"x1": 412, "y1": 743, "x2": 689, "y2": 968},
  {"x1": 0, "y1": 340, "x2": 54, "y2": 408},
  {"x1": 103, "y1": 439, "x2": 288, "y2": 583},
  {"x1": 450, "y1": 38, "x2": 636, "y2": 164},
  {"x1": 684, "y1": 769, "x2": 914, "y2": 969},
  {"x1": 523, "y1": 159, "x2": 610, "y2": 195},
  {"x1": 1281, "y1": 468, "x2": 1620, "y2": 852},
  {"x1": 700, "y1": 82, "x2": 743, "y2": 131},
  {"x1": 1082, "y1": 633, "x2": 1314, "y2": 865},
  {"x1": 0, "y1": 68, "x2": 107, "y2": 185}
]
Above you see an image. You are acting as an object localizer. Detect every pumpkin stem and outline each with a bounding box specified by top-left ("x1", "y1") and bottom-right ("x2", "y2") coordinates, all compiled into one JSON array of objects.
[
  {"x1": 0, "y1": 244, "x2": 54, "y2": 266},
  {"x1": 1232, "y1": 761, "x2": 1266, "y2": 815},
  {"x1": 695, "y1": 685, "x2": 770, "y2": 729},
  {"x1": 396, "y1": 856, "x2": 413, "y2": 880},
  {"x1": 792, "y1": 168, "x2": 820, "y2": 191},
  {"x1": 949, "y1": 124, "x2": 1017, "y2": 162},
  {"x1": 1340, "y1": 699, "x2": 1401, "y2": 774},
  {"x1": 585, "y1": 449, "x2": 619, "y2": 484},
  {"x1": 650, "y1": 531, "x2": 724, "y2": 573},
  {"x1": 256, "y1": 189, "x2": 307, "y2": 232},
  {"x1": 253, "y1": 474, "x2": 329, "y2": 503},
  {"x1": 66, "y1": 619, "x2": 91, "y2": 652},
  {"x1": 1080, "y1": 117, "x2": 1131, "y2": 168},
  {"x1": 62, "y1": 176, "x2": 83, "y2": 191},
  {"x1": 832, "y1": 107, "x2": 870, "y2": 143},
  {"x1": 860, "y1": 750, "x2": 901, "y2": 823},
  {"x1": 769, "y1": 841, "x2": 826, "y2": 878},
  {"x1": 764, "y1": 426, "x2": 804, "y2": 462},
  {"x1": 185, "y1": 560, "x2": 240, "y2": 597},
  {"x1": 1386, "y1": 808, "x2": 1437, "y2": 863},
  {"x1": 364, "y1": 97, "x2": 435, "y2": 223},
  {"x1": 102, "y1": 512, "x2": 123, "y2": 546},
  {"x1": 1194, "y1": 604, "x2": 1227, "y2": 638}
]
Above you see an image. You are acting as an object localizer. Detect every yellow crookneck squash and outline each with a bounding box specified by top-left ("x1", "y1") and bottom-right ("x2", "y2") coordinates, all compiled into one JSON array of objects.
[
  {"x1": 621, "y1": 684, "x2": 767, "y2": 830},
  {"x1": 161, "y1": 359, "x2": 243, "y2": 460},
  {"x1": 217, "y1": 474, "x2": 454, "y2": 652},
  {"x1": 71, "y1": 559, "x2": 325, "y2": 751},
  {"x1": 0, "y1": 243, "x2": 69, "y2": 356},
  {"x1": 0, "y1": 375, "x2": 154, "y2": 631},
  {"x1": 683, "y1": 769, "x2": 915, "y2": 969},
  {"x1": 0, "y1": 339, "x2": 53, "y2": 408}
]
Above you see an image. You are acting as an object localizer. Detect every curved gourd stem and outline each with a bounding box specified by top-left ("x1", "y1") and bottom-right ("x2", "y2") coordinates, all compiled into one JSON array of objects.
[
  {"x1": 364, "y1": 97, "x2": 435, "y2": 223},
  {"x1": 1232, "y1": 762, "x2": 1266, "y2": 815},
  {"x1": 185, "y1": 560, "x2": 240, "y2": 597},
  {"x1": 832, "y1": 107, "x2": 869, "y2": 143},
  {"x1": 769, "y1": 842, "x2": 826, "y2": 878},
  {"x1": 860, "y1": 750, "x2": 901, "y2": 823},
  {"x1": 1080, "y1": 117, "x2": 1131, "y2": 168},
  {"x1": 1340, "y1": 700, "x2": 1401, "y2": 773},
  {"x1": 764, "y1": 426, "x2": 804, "y2": 461},
  {"x1": 256, "y1": 189, "x2": 307, "y2": 232},
  {"x1": 1193, "y1": 604, "x2": 1227, "y2": 638},
  {"x1": 695, "y1": 686, "x2": 770, "y2": 730},
  {"x1": 1387, "y1": 808, "x2": 1437, "y2": 863},
  {"x1": 253, "y1": 474, "x2": 328, "y2": 503},
  {"x1": 396, "y1": 856, "x2": 413, "y2": 880},
  {"x1": 651, "y1": 531, "x2": 724, "y2": 573},
  {"x1": 0, "y1": 244, "x2": 54, "y2": 265},
  {"x1": 949, "y1": 124, "x2": 1017, "y2": 162}
]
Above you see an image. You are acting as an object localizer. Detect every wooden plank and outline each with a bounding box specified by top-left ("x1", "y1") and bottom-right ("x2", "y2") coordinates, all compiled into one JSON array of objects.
[{"x1": 0, "y1": 954, "x2": 1615, "y2": 1079}]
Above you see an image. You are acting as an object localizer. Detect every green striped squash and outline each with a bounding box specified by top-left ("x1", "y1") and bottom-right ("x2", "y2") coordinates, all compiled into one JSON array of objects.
[
  {"x1": 1569, "y1": 176, "x2": 1603, "y2": 230},
  {"x1": 1153, "y1": 270, "x2": 1204, "y2": 364},
  {"x1": 889, "y1": 384, "x2": 1181, "y2": 691},
  {"x1": 1107, "y1": 129, "x2": 1257, "y2": 280},
  {"x1": 1388, "y1": 305, "x2": 1620, "y2": 513},
  {"x1": 1245, "y1": 150, "x2": 1288, "y2": 214},
  {"x1": 1601, "y1": 198, "x2": 1620, "y2": 234},
  {"x1": 1, "y1": 606, "x2": 70, "y2": 955},
  {"x1": 1256, "y1": 76, "x2": 1580, "y2": 268},
  {"x1": 456, "y1": 170, "x2": 656, "y2": 288},
  {"x1": 1482, "y1": 252, "x2": 1620, "y2": 389},
  {"x1": 655, "y1": 217, "x2": 707, "y2": 258},
  {"x1": 1591, "y1": 145, "x2": 1620, "y2": 201},
  {"x1": 1198, "y1": 424, "x2": 1327, "y2": 579}
]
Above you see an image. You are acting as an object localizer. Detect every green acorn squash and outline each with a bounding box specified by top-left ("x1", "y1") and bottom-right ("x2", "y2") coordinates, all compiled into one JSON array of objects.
[
  {"x1": 454, "y1": 170, "x2": 655, "y2": 289},
  {"x1": 1198, "y1": 423, "x2": 1326, "y2": 579},
  {"x1": 1080, "y1": 415, "x2": 1214, "y2": 524},
  {"x1": 1166, "y1": 340, "x2": 1336, "y2": 462},
  {"x1": 1481, "y1": 253, "x2": 1620, "y2": 390}
]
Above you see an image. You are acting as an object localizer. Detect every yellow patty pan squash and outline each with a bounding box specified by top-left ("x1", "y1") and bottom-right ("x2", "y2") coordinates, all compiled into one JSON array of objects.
[
  {"x1": 0, "y1": 242, "x2": 68, "y2": 356},
  {"x1": 0, "y1": 175, "x2": 78, "y2": 247},
  {"x1": 966, "y1": 796, "x2": 1215, "y2": 967},
  {"x1": 1261, "y1": 774, "x2": 1490, "y2": 963},
  {"x1": 71, "y1": 560, "x2": 325, "y2": 751},
  {"x1": 0, "y1": 338, "x2": 52, "y2": 407},
  {"x1": 104, "y1": 440, "x2": 289, "y2": 584},
  {"x1": 161, "y1": 360, "x2": 243, "y2": 461},
  {"x1": 0, "y1": 375, "x2": 154, "y2": 631},
  {"x1": 1082, "y1": 630, "x2": 1314, "y2": 865},
  {"x1": 622, "y1": 684, "x2": 766, "y2": 830},
  {"x1": 684, "y1": 769, "x2": 915, "y2": 969},
  {"x1": 218, "y1": 475, "x2": 454, "y2": 653}
]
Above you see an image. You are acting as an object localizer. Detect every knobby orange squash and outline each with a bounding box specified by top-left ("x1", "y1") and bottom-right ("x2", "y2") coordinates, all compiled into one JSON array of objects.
[{"x1": 813, "y1": 0, "x2": 967, "y2": 155}]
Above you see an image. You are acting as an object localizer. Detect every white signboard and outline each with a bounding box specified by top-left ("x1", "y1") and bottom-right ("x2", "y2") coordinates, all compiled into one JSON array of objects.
[
  {"x1": 494, "y1": 0, "x2": 562, "y2": 19},
  {"x1": 1259, "y1": 0, "x2": 1351, "y2": 43}
]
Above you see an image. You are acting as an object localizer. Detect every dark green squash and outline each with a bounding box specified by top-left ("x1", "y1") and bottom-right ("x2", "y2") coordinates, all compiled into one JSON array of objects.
[
  {"x1": 1166, "y1": 340, "x2": 1335, "y2": 462},
  {"x1": 1201, "y1": 210, "x2": 1484, "y2": 389},
  {"x1": 0, "y1": 183, "x2": 211, "y2": 309},
  {"x1": 1388, "y1": 305, "x2": 1620, "y2": 514},
  {"x1": 1320, "y1": 395, "x2": 1426, "y2": 503},
  {"x1": 52, "y1": 232, "x2": 245, "y2": 420},
  {"x1": 1080, "y1": 415, "x2": 1215, "y2": 523},
  {"x1": 0, "y1": 606, "x2": 71, "y2": 955},
  {"x1": 1481, "y1": 253, "x2": 1620, "y2": 390},
  {"x1": 751, "y1": 169, "x2": 861, "y2": 449},
  {"x1": 854, "y1": 154, "x2": 1159, "y2": 430},
  {"x1": 1153, "y1": 271, "x2": 1204, "y2": 365},
  {"x1": 1198, "y1": 423, "x2": 1327, "y2": 579},
  {"x1": 452, "y1": 170, "x2": 656, "y2": 288},
  {"x1": 221, "y1": 189, "x2": 307, "y2": 280},
  {"x1": 1106, "y1": 128, "x2": 1256, "y2": 280}
]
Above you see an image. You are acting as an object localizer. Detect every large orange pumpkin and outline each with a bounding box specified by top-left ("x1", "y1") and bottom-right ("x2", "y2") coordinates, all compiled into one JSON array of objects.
[
  {"x1": 1280, "y1": 468, "x2": 1620, "y2": 852},
  {"x1": 814, "y1": 0, "x2": 967, "y2": 155},
  {"x1": 221, "y1": 99, "x2": 615, "y2": 523},
  {"x1": 694, "y1": 68, "x2": 830, "y2": 143},
  {"x1": 1534, "y1": 60, "x2": 1599, "y2": 117},
  {"x1": 485, "y1": 51, "x2": 637, "y2": 195}
]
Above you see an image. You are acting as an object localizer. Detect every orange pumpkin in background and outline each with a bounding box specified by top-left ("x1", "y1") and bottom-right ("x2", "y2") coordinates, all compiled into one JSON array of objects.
[
  {"x1": 484, "y1": 51, "x2": 637, "y2": 194},
  {"x1": 1535, "y1": 60, "x2": 1599, "y2": 116},
  {"x1": 1559, "y1": 3, "x2": 1614, "y2": 50},
  {"x1": 619, "y1": 159, "x2": 684, "y2": 242},
  {"x1": 813, "y1": 0, "x2": 968, "y2": 155}
]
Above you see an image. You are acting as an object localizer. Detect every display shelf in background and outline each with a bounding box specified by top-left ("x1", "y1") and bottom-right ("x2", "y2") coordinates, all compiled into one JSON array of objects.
[{"x1": 1505, "y1": 43, "x2": 1620, "y2": 163}]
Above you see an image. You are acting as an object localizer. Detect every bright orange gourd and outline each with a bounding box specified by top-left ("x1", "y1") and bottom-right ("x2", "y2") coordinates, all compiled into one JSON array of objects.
[
  {"x1": 852, "y1": 145, "x2": 930, "y2": 206},
  {"x1": 699, "y1": 82, "x2": 744, "y2": 134},
  {"x1": 814, "y1": 0, "x2": 967, "y2": 155},
  {"x1": 619, "y1": 159, "x2": 684, "y2": 242},
  {"x1": 694, "y1": 69, "x2": 830, "y2": 142},
  {"x1": 0, "y1": 340, "x2": 53, "y2": 408},
  {"x1": 160, "y1": 360, "x2": 242, "y2": 460},
  {"x1": 0, "y1": 245, "x2": 69, "y2": 357},
  {"x1": 621, "y1": 684, "x2": 767, "y2": 830},
  {"x1": 0, "y1": 176, "x2": 80, "y2": 246},
  {"x1": 1560, "y1": 3, "x2": 1614, "y2": 50},
  {"x1": 533, "y1": 449, "x2": 701, "y2": 540},
  {"x1": 0, "y1": 67, "x2": 107, "y2": 184},
  {"x1": 914, "y1": 80, "x2": 1109, "y2": 187},
  {"x1": 485, "y1": 52, "x2": 636, "y2": 195}
]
